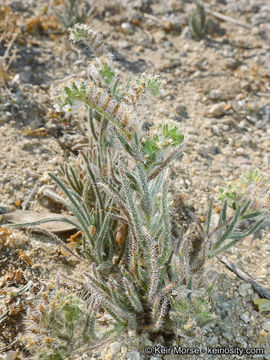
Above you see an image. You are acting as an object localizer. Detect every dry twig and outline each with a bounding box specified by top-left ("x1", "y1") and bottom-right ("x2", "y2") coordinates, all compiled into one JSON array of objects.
[
  {"x1": 219, "y1": 256, "x2": 270, "y2": 299},
  {"x1": 205, "y1": 7, "x2": 252, "y2": 30}
]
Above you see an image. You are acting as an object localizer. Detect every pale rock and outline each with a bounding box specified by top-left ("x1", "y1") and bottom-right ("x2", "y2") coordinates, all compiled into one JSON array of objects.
[
  {"x1": 118, "y1": 40, "x2": 130, "y2": 49},
  {"x1": 235, "y1": 147, "x2": 246, "y2": 156},
  {"x1": 49, "y1": 156, "x2": 60, "y2": 165},
  {"x1": 240, "y1": 311, "x2": 250, "y2": 323},
  {"x1": 238, "y1": 120, "x2": 246, "y2": 129},
  {"x1": 128, "y1": 330, "x2": 136, "y2": 337},
  {"x1": 2, "y1": 351, "x2": 17, "y2": 360},
  {"x1": 153, "y1": 31, "x2": 167, "y2": 44},
  {"x1": 110, "y1": 342, "x2": 121, "y2": 353},
  {"x1": 121, "y1": 22, "x2": 135, "y2": 35},
  {"x1": 262, "y1": 321, "x2": 270, "y2": 332},
  {"x1": 212, "y1": 124, "x2": 220, "y2": 135},
  {"x1": 125, "y1": 350, "x2": 140, "y2": 360},
  {"x1": 208, "y1": 89, "x2": 226, "y2": 101},
  {"x1": 40, "y1": 173, "x2": 51, "y2": 184},
  {"x1": 241, "y1": 135, "x2": 252, "y2": 144},
  {"x1": 222, "y1": 331, "x2": 233, "y2": 342},
  {"x1": 208, "y1": 103, "x2": 226, "y2": 117},
  {"x1": 223, "y1": 57, "x2": 240, "y2": 70},
  {"x1": 0, "y1": 204, "x2": 16, "y2": 214}
]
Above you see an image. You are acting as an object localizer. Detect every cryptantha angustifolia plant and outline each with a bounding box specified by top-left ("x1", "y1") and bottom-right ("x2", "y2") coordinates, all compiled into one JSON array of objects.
[
  {"x1": 55, "y1": 0, "x2": 93, "y2": 29},
  {"x1": 19, "y1": 287, "x2": 94, "y2": 359},
  {"x1": 13, "y1": 24, "x2": 269, "y2": 357},
  {"x1": 188, "y1": 1, "x2": 216, "y2": 39}
]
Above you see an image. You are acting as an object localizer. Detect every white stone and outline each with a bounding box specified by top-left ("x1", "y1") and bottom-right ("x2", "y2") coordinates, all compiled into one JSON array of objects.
[
  {"x1": 208, "y1": 89, "x2": 226, "y2": 101},
  {"x1": 125, "y1": 350, "x2": 140, "y2": 360},
  {"x1": 110, "y1": 342, "x2": 121, "y2": 353},
  {"x1": 121, "y1": 22, "x2": 135, "y2": 35},
  {"x1": 212, "y1": 124, "x2": 220, "y2": 135},
  {"x1": 240, "y1": 311, "x2": 250, "y2": 323},
  {"x1": 208, "y1": 103, "x2": 226, "y2": 117},
  {"x1": 262, "y1": 321, "x2": 270, "y2": 332},
  {"x1": 40, "y1": 173, "x2": 51, "y2": 184},
  {"x1": 235, "y1": 147, "x2": 246, "y2": 156}
]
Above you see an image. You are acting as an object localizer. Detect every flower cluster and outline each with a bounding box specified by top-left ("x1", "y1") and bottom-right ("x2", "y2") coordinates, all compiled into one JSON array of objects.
[
  {"x1": 20, "y1": 288, "x2": 89, "y2": 359},
  {"x1": 52, "y1": 25, "x2": 168, "y2": 140},
  {"x1": 69, "y1": 23, "x2": 110, "y2": 59},
  {"x1": 54, "y1": 78, "x2": 86, "y2": 114},
  {"x1": 54, "y1": 78, "x2": 137, "y2": 136},
  {"x1": 142, "y1": 119, "x2": 184, "y2": 165},
  {"x1": 122, "y1": 73, "x2": 165, "y2": 109}
]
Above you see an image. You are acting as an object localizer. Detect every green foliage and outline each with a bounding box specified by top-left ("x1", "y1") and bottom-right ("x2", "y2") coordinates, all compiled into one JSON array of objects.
[
  {"x1": 142, "y1": 73, "x2": 164, "y2": 96},
  {"x1": 170, "y1": 289, "x2": 217, "y2": 338},
  {"x1": 20, "y1": 289, "x2": 93, "y2": 359},
  {"x1": 219, "y1": 169, "x2": 270, "y2": 213},
  {"x1": 55, "y1": 0, "x2": 93, "y2": 29},
  {"x1": 188, "y1": 1, "x2": 215, "y2": 39},
  {"x1": 142, "y1": 120, "x2": 184, "y2": 167},
  {"x1": 99, "y1": 61, "x2": 115, "y2": 85},
  {"x1": 189, "y1": 2, "x2": 207, "y2": 38},
  {"x1": 253, "y1": 298, "x2": 270, "y2": 313},
  {"x1": 218, "y1": 184, "x2": 238, "y2": 210}
]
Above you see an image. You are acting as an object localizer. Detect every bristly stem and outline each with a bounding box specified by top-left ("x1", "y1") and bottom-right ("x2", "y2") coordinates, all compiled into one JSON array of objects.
[{"x1": 148, "y1": 144, "x2": 184, "y2": 181}]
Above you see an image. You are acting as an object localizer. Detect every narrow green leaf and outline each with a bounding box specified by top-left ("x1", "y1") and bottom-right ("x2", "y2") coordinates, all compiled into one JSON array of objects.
[
  {"x1": 240, "y1": 199, "x2": 252, "y2": 216},
  {"x1": 213, "y1": 206, "x2": 241, "y2": 250},
  {"x1": 49, "y1": 173, "x2": 94, "y2": 248},
  {"x1": 228, "y1": 218, "x2": 265, "y2": 240},
  {"x1": 114, "y1": 130, "x2": 134, "y2": 156},
  {"x1": 137, "y1": 161, "x2": 152, "y2": 217},
  {"x1": 241, "y1": 210, "x2": 264, "y2": 220}
]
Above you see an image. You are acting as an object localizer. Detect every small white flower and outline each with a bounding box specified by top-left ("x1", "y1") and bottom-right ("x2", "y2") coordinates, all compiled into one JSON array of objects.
[
  {"x1": 62, "y1": 104, "x2": 76, "y2": 114},
  {"x1": 156, "y1": 141, "x2": 162, "y2": 149},
  {"x1": 53, "y1": 104, "x2": 61, "y2": 113}
]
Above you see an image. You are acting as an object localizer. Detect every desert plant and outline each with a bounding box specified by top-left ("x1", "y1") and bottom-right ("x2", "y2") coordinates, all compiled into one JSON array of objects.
[
  {"x1": 6, "y1": 24, "x2": 269, "y2": 358},
  {"x1": 19, "y1": 287, "x2": 94, "y2": 359},
  {"x1": 55, "y1": 0, "x2": 93, "y2": 29},
  {"x1": 188, "y1": 1, "x2": 215, "y2": 39}
]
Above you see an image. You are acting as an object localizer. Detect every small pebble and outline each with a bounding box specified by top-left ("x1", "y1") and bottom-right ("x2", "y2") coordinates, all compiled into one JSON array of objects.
[
  {"x1": 262, "y1": 321, "x2": 270, "y2": 332},
  {"x1": 0, "y1": 204, "x2": 16, "y2": 214},
  {"x1": 212, "y1": 124, "x2": 220, "y2": 135},
  {"x1": 121, "y1": 22, "x2": 135, "y2": 35},
  {"x1": 110, "y1": 342, "x2": 121, "y2": 353},
  {"x1": 223, "y1": 57, "x2": 240, "y2": 70},
  {"x1": 118, "y1": 40, "x2": 131, "y2": 49},
  {"x1": 40, "y1": 173, "x2": 51, "y2": 184},
  {"x1": 208, "y1": 336, "x2": 218, "y2": 346},
  {"x1": 2, "y1": 350, "x2": 17, "y2": 360},
  {"x1": 238, "y1": 283, "x2": 252, "y2": 297},
  {"x1": 222, "y1": 331, "x2": 233, "y2": 342},
  {"x1": 125, "y1": 350, "x2": 140, "y2": 360},
  {"x1": 235, "y1": 147, "x2": 246, "y2": 156},
  {"x1": 208, "y1": 89, "x2": 226, "y2": 101},
  {"x1": 208, "y1": 103, "x2": 226, "y2": 117},
  {"x1": 240, "y1": 311, "x2": 250, "y2": 323}
]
